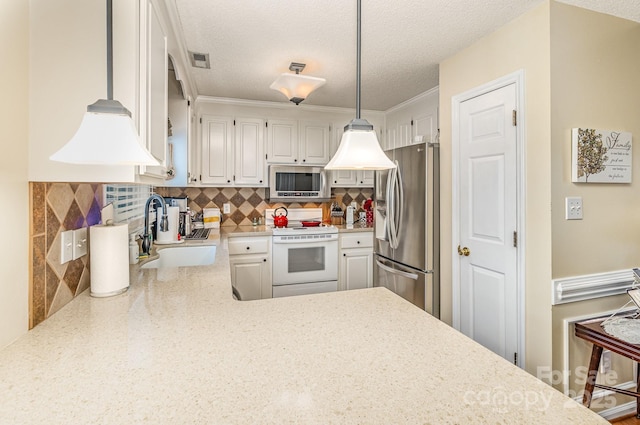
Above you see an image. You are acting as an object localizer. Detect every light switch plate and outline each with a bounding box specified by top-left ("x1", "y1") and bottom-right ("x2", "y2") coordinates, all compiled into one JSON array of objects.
[
  {"x1": 73, "y1": 227, "x2": 88, "y2": 260},
  {"x1": 60, "y1": 230, "x2": 74, "y2": 264},
  {"x1": 565, "y1": 197, "x2": 583, "y2": 220}
]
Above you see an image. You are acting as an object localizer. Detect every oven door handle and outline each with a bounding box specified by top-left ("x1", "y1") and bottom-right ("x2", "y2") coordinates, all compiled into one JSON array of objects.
[
  {"x1": 273, "y1": 237, "x2": 338, "y2": 245},
  {"x1": 375, "y1": 259, "x2": 418, "y2": 280}
]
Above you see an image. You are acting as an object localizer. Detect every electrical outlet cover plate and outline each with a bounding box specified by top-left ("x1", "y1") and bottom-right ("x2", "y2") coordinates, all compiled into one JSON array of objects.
[
  {"x1": 60, "y1": 230, "x2": 74, "y2": 264},
  {"x1": 565, "y1": 197, "x2": 583, "y2": 220},
  {"x1": 73, "y1": 227, "x2": 88, "y2": 260},
  {"x1": 223, "y1": 203, "x2": 230, "y2": 214}
]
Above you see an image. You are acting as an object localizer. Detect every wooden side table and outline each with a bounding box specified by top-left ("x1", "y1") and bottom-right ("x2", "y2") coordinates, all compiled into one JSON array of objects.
[{"x1": 575, "y1": 318, "x2": 640, "y2": 417}]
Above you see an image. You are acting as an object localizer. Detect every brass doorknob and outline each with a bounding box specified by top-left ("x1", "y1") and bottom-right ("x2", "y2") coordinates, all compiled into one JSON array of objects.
[{"x1": 457, "y1": 245, "x2": 470, "y2": 256}]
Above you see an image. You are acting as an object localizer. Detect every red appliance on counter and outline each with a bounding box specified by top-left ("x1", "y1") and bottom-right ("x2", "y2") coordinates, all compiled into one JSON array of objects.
[{"x1": 272, "y1": 207, "x2": 288, "y2": 228}]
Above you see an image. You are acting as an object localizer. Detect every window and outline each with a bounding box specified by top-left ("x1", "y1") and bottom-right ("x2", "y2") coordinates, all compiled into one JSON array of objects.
[{"x1": 103, "y1": 184, "x2": 153, "y2": 231}]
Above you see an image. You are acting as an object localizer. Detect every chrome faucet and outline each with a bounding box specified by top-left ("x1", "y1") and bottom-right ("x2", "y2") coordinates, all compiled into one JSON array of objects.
[{"x1": 141, "y1": 194, "x2": 168, "y2": 255}]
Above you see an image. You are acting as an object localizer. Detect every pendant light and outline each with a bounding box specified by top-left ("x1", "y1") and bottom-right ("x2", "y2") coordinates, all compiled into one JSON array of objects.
[
  {"x1": 50, "y1": 0, "x2": 159, "y2": 166},
  {"x1": 325, "y1": 0, "x2": 395, "y2": 170},
  {"x1": 270, "y1": 62, "x2": 326, "y2": 105}
]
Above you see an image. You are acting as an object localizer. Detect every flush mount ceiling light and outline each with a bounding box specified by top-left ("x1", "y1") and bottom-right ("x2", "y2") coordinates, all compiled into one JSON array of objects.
[
  {"x1": 270, "y1": 62, "x2": 326, "y2": 105},
  {"x1": 50, "y1": 0, "x2": 159, "y2": 166},
  {"x1": 325, "y1": 0, "x2": 395, "y2": 171}
]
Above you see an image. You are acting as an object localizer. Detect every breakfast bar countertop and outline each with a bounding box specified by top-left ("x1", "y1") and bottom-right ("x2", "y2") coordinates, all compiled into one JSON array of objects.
[{"x1": 0, "y1": 237, "x2": 606, "y2": 424}]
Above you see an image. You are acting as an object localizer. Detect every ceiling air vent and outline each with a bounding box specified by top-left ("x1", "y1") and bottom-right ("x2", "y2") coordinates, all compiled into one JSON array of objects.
[{"x1": 189, "y1": 51, "x2": 210, "y2": 69}]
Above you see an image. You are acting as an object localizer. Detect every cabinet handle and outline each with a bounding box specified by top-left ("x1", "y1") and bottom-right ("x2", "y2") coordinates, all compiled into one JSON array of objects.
[
  {"x1": 227, "y1": 179, "x2": 231, "y2": 183},
  {"x1": 334, "y1": 181, "x2": 337, "y2": 184},
  {"x1": 246, "y1": 247, "x2": 250, "y2": 250},
  {"x1": 294, "y1": 159, "x2": 297, "y2": 162},
  {"x1": 343, "y1": 253, "x2": 346, "y2": 257},
  {"x1": 302, "y1": 159, "x2": 306, "y2": 162},
  {"x1": 259, "y1": 180, "x2": 263, "y2": 183},
  {"x1": 360, "y1": 181, "x2": 363, "y2": 184},
  {"x1": 263, "y1": 258, "x2": 267, "y2": 262},
  {"x1": 357, "y1": 241, "x2": 360, "y2": 244}
]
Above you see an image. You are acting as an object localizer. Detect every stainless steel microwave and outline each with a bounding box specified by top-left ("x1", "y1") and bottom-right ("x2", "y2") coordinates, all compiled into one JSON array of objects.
[{"x1": 267, "y1": 165, "x2": 331, "y2": 202}]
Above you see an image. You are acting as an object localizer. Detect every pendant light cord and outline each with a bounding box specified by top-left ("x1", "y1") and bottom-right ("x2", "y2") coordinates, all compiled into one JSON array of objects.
[
  {"x1": 106, "y1": 0, "x2": 113, "y2": 101},
  {"x1": 356, "y1": 0, "x2": 361, "y2": 120}
]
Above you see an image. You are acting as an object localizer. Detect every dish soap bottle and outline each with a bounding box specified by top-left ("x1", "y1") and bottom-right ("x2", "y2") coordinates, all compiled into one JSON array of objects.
[{"x1": 129, "y1": 234, "x2": 139, "y2": 265}]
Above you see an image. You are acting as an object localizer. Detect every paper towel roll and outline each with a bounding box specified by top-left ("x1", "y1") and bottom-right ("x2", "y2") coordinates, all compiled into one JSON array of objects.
[
  {"x1": 90, "y1": 224, "x2": 129, "y2": 297},
  {"x1": 156, "y1": 206, "x2": 179, "y2": 243}
]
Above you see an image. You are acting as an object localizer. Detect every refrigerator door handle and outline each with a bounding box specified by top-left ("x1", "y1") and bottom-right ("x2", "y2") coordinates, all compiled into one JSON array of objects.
[
  {"x1": 385, "y1": 167, "x2": 395, "y2": 245},
  {"x1": 388, "y1": 161, "x2": 402, "y2": 249},
  {"x1": 395, "y1": 160, "x2": 404, "y2": 247},
  {"x1": 376, "y1": 259, "x2": 419, "y2": 280}
]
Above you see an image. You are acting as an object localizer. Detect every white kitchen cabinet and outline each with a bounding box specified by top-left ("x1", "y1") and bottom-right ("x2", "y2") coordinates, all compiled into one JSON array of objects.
[
  {"x1": 138, "y1": 0, "x2": 168, "y2": 179},
  {"x1": 339, "y1": 232, "x2": 374, "y2": 291},
  {"x1": 266, "y1": 119, "x2": 331, "y2": 165},
  {"x1": 200, "y1": 115, "x2": 265, "y2": 186},
  {"x1": 384, "y1": 87, "x2": 439, "y2": 152},
  {"x1": 299, "y1": 121, "x2": 331, "y2": 165},
  {"x1": 228, "y1": 236, "x2": 272, "y2": 301},
  {"x1": 200, "y1": 115, "x2": 234, "y2": 185},
  {"x1": 234, "y1": 118, "x2": 266, "y2": 185},
  {"x1": 266, "y1": 119, "x2": 298, "y2": 163}
]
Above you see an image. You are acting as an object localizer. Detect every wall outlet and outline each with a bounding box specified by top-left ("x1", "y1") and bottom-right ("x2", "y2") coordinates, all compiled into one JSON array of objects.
[
  {"x1": 223, "y1": 203, "x2": 230, "y2": 214},
  {"x1": 72, "y1": 227, "x2": 88, "y2": 260},
  {"x1": 60, "y1": 230, "x2": 74, "y2": 264},
  {"x1": 565, "y1": 197, "x2": 583, "y2": 220}
]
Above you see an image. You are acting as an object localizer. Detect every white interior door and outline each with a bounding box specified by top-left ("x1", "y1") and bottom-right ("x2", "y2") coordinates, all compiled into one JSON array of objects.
[{"x1": 457, "y1": 83, "x2": 519, "y2": 364}]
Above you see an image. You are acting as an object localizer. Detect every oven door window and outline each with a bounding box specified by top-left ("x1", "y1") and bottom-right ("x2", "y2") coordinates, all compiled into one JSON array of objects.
[{"x1": 288, "y1": 246, "x2": 325, "y2": 273}]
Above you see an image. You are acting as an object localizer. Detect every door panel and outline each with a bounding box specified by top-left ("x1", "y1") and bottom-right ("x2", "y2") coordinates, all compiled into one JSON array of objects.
[
  {"x1": 470, "y1": 155, "x2": 504, "y2": 243},
  {"x1": 469, "y1": 265, "x2": 506, "y2": 357},
  {"x1": 458, "y1": 83, "x2": 518, "y2": 362}
]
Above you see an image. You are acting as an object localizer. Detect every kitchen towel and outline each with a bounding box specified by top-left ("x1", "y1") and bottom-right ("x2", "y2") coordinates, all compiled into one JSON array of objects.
[
  {"x1": 156, "y1": 206, "x2": 180, "y2": 243},
  {"x1": 203, "y1": 208, "x2": 221, "y2": 229},
  {"x1": 90, "y1": 223, "x2": 129, "y2": 297}
]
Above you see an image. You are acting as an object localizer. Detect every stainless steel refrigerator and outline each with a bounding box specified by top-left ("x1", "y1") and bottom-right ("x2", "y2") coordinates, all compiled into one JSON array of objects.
[{"x1": 374, "y1": 141, "x2": 440, "y2": 318}]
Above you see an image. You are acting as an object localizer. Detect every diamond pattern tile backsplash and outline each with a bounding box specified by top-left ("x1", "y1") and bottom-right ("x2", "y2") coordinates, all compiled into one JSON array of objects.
[
  {"x1": 155, "y1": 187, "x2": 373, "y2": 226},
  {"x1": 30, "y1": 183, "x2": 103, "y2": 329}
]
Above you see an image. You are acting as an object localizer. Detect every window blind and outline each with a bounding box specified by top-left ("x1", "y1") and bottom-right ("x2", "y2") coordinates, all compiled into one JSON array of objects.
[{"x1": 103, "y1": 184, "x2": 153, "y2": 224}]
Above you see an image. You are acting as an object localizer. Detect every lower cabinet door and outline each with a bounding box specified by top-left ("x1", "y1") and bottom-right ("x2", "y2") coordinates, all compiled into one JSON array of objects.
[
  {"x1": 339, "y1": 249, "x2": 373, "y2": 291},
  {"x1": 229, "y1": 255, "x2": 271, "y2": 300}
]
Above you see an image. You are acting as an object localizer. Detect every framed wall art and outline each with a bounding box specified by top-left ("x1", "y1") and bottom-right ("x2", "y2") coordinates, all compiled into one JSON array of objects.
[{"x1": 571, "y1": 128, "x2": 632, "y2": 183}]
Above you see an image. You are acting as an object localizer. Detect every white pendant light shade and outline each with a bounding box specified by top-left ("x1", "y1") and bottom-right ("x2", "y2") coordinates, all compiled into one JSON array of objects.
[
  {"x1": 50, "y1": 0, "x2": 160, "y2": 166},
  {"x1": 270, "y1": 73, "x2": 326, "y2": 105},
  {"x1": 50, "y1": 100, "x2": 159, "y2": 165},
  {"x1": 325, "y1": 122, "x2": 395, "y2": 170},
  {"x1": 325, "y1": 0, "x2": 395, "y2": 170}
]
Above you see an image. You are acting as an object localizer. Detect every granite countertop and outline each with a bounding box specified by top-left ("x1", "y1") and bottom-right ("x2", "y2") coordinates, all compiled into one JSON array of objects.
[{"x1": 0, "y1": 236, "x2": 606, "y2": 424}]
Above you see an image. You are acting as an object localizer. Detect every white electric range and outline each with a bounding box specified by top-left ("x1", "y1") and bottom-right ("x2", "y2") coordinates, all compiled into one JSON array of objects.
[{"x1": 266, "y1": 208, "x2": 339, "y2": 298}]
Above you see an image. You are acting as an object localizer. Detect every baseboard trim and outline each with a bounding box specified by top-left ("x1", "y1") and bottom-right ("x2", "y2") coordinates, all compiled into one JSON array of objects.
[{"x1": 552, "y1": 269, "x2": 634, "y2": 305}]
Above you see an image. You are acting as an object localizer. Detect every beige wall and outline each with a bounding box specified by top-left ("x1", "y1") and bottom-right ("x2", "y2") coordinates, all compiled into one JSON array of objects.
[
  {"x1": 549, "y1": 2, "x2": 640, "y2": 399},
  {"x1": 0, "y1": 0, "x2": 30, "y2": 348},
  {"x1": 549, "y1": 2, "x2": 640, "y2": 278},
  {"x1": 439, "y1": 2, "x2": 552, "y2": 375}
]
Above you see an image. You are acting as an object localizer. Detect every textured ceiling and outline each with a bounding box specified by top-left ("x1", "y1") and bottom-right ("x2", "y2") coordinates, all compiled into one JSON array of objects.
[{"x1": 171, "y1": 0, "x2": 640, "y2": 111}]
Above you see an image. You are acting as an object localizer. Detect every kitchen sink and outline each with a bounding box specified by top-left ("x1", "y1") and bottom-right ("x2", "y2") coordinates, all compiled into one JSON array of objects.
[{"x1": 141, "y1": 245, "x2": 216, "y2": 269}]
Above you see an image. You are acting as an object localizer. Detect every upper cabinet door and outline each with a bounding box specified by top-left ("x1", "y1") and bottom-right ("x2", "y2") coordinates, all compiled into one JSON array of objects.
[
  {"x1": 201, "y1": 115, "x2": 233, "y2": 185},
  {"x1": 267, "y1": 119, "x2": 298, "y2": 164},
  {"x1": 413, "y1": 111, "x2": 436, "y2": 143},
  {"x1": 299, "y1": 121, "x2": 331, "y2": 165},
  {"x1": 235, "y1": 117, "x2": 265, "y2": 186},
  {"x1": 138, "y1": 0, "x2": 168, "y2": 179}
]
